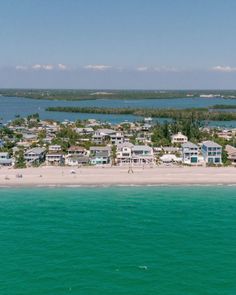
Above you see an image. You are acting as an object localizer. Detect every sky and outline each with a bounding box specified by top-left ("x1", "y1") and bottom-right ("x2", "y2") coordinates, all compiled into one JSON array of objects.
[{"x1": 0, "y1": 0, "x2": 236, "y2": 89}]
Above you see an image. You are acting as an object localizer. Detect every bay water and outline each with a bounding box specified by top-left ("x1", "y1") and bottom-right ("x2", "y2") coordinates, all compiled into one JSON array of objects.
[{"x1": 1, "y1": 96, "x2": 236, "y2": 127}]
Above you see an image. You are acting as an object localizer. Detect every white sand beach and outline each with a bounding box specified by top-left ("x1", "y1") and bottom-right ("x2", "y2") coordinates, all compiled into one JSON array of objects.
[{"x1": 0, "y1": 166, "x2": 235, "y2": 187}]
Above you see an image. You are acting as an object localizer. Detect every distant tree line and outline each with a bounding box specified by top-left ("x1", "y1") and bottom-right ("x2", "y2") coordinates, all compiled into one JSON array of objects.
[{"x1": 46, "y1": 106, "x2": 236, "y2": 121}]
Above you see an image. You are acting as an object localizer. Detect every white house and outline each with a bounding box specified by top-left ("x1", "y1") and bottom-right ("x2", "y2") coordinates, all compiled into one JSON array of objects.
[
  {"x1": 65, "y1": 146, "x2": 89, "y2": 166},
  {"x1": 116, "y1": 144, "x2": 154, "y2": 166},
  {"x1": 65, "y1": 155, "x2": 89, "y2": 166},
  {"x1": 67, "y1": 146, "x2": 87, "y2": 156},
  {"x1": 116, "y1": 143, "x2": 134, "y2": 165},
  {"x1": 171, "y1": 132, "x2": 188, "y2": 144},
  {"x1": 0, "y1": 152, "x2": 12, "y2": 166},
  {"x1": 46, "y1": 152, "x2": 64, "y2": 166},
  {"x1": 132, "y1": 145, "x2": 154, "y2": 165},
  {"x1": 48, "y1": 145, "x2": 62, "y2": 152},
  {"x1": 110, "y1": 132, "x2": 124, "y2": 145}
]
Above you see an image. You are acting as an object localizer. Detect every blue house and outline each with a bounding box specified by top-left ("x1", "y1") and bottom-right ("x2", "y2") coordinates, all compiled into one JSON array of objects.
[
  {"x1": 201, "y1": 141, "x2": 222, "y2": 164},
  {"x1": 90, "y1": 146, "x2": 111, "y2": 165}
]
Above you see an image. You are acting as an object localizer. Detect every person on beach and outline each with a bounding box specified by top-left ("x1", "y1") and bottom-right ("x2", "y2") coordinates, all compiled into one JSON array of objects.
[{"x1": 128, "y1": 165, "x2": 134, "y2": 174}]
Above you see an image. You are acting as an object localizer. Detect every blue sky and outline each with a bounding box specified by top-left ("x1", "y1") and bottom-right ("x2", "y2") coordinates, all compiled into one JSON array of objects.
[{"x1": 1, "y1": 0, "x2": 236, "y2": 89}]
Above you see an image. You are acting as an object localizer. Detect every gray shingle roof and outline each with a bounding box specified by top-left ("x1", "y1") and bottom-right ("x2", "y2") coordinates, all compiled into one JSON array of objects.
[
  {"x1": 182, "y1": 142, "x2": 198, "y2": 149},
  {"x1": 202, "y1": 141, "x2": 222, "y2": 148}
]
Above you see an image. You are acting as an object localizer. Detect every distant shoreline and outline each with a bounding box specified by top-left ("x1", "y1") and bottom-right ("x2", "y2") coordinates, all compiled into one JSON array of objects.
[{"x1": 1, "y1": 89, "x2": 236, "y2": 101}]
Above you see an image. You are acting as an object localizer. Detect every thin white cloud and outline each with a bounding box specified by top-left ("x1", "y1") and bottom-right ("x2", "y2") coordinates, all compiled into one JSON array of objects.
[
  {"x1": 58, "y1": 63, "x2": 68, "y2": 70},
  {"x1": 14, "y1": 63, "x2": 184, "y2": 73},
  {"x1": 136, "y1": 66, "x2": 149, "y2": 72},
  {"x1": 211, "y1": 65, "x2": 236, "y2": 73},
  {"x1": 32, "y1": 64, "x2": 43, "y2": 70},
  {"x1": 15, "y1": 65, "x2": 28, "y2": 71},
  {"x1": 84, "y1": 64, "x2": 112, "y2": 71},
  {"x1": 14, "y1": 63, "x2": 70, "y2": 72},
  {"x1": 135, "y1": 66, "x2": 181, "y2": 73},
  {"x1": 43, "y1": 64, "x2": 54, "y2": 70},
  {"x1": 31, "y1": 64, "x2": 54, "y2": 70}
]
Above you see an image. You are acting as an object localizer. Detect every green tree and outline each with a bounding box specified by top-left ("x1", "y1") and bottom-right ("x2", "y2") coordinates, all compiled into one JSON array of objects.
[{"x1": 14, "y1": 149, "x2": 26, "y2": 169}]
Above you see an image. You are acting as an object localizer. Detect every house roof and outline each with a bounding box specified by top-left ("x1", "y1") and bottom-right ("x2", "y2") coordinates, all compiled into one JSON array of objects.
[
  {"x1": 67, "y1": 155, "x2": 89, "y2": 162},
  {"x1": 117, "y1": 142, "x2": 134, "y2": 149},
  {"x1": 97, "y1": 129, "x2": 116, "y2": 135},
  {"x1": 68, "y1": 146, "x2": 85, "y2": 152},
  {"x1": 202, "y1": 141, "x2": 222, "y2": 148},
  {"x1": 225, "y1": 145, "x2": 236, "y2": 155},
  {"x1": 90, "y1": 146, "x2": 111, "y2": 152},
  {"x1": 132, "y1": 145, "x2": 152, "y2": 151},
  {"x1": 182, "y1": 142, "x2": 198, "y2": 149},
  {"x1": 25, "y1": 147, "x2": 46, "y2": 154},
  {"x1": 92, "y1": 151, "x2": 109, "y2": 158}
]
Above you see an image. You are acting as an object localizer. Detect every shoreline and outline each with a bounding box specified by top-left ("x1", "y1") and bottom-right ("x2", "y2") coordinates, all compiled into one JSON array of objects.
[{"x1": 0, "y1": 166, "x2": 236, "y2": 188}]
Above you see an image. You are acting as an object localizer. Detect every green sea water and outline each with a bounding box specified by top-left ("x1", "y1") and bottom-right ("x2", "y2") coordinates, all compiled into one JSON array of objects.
[{"x1": 0, "y1": 186, "x2": 236, "y2": 295}]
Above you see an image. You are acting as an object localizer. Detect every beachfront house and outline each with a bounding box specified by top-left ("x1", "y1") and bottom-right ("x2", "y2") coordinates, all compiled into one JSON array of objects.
[
  {"x1": 90, "y1": 146, "x2": 111, "y2": 165},
  {"x1": 0, "y1": 152, "x2": 13, "y2": 166},
  {"x1": 65, "y1": 155, "x2": 89, "y2": 166},
  {"x1": 65, "y1": 146, "x2": 89, "y2": 166},
  {"x1": 116, "y1": 143, "x2": 155, "y2": 166},
  {"x1": 45, "y1": 152, "x2": 64, "y2": 166},
  {"x1": 116, "y1": 142, "x2": 134, "y2": 165},
  {"x1": 131, "y1": 145, "x2": 155, "y2": 165},
  {"x1": 182, "y1": 142, "x2": 199, "y2": 165},
  {"x1": 171, "y1": 132, "x2": 188, "y2": 144},
  {"x1": 225, "y1": 145, "x2": 236, "y2": 165},
  {"x1": 67, "y1": 146, "x2": 87, "y2": 156},
  {"x1": 24, "y1": 147, "x2": 46, "y2": 165},
  {"x1": 201, "y1": 141, "x2": 222, "y2": 164}
]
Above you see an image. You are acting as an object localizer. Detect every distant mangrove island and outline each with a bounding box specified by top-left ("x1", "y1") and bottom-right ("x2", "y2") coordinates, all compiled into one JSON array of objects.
[
  {"x1": 46, "y1": 106, "x2": 236, "y2": 121},
  {"x1": 1, "y1": 89, "x2": 236, "y2": 101}
]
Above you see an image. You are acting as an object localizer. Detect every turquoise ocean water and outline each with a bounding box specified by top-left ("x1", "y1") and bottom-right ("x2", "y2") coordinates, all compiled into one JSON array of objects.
[{"x1": 0, "y1": 186, "x2": 236, "y2": 295}]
